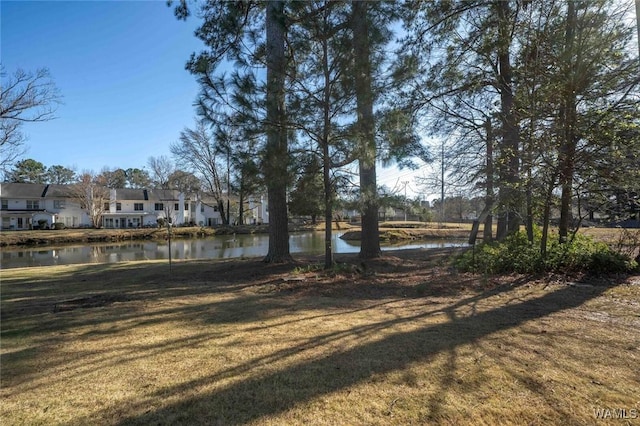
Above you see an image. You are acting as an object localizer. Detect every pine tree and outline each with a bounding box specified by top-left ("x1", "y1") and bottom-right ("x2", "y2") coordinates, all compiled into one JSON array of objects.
[
  {"x1": 351, "y1": 0, "x2": 381, "y2": 259},
  {"x1": 172, "y1": 0, "x2": 292, "y2": 262},
  {"x1": 286, "y1": 0, "x2": 357, "y2": 268}
]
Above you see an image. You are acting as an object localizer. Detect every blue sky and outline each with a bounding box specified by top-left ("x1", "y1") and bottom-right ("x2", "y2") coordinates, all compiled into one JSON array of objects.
[
  {"x1": 1, "y1": 0, "x2": 428, "y2": 196},
  {"x1": 2, "y1": 0, "x2": 205, "y2": 172}
]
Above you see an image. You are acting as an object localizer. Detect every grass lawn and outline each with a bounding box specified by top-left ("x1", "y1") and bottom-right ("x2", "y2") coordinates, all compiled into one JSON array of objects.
[{"x1": 1, "y1": 249, "x2": 639, "y2": 425}]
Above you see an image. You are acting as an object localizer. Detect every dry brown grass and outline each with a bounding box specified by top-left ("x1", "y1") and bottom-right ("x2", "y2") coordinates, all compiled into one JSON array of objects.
[{"x1": 1, "y1": 249, "x2": 639, "y2": 425}]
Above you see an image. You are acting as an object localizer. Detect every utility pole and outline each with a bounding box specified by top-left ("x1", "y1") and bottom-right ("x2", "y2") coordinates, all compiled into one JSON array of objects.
[{"x1": 402, "y1": 180, "x2": 409, "y2": 221}]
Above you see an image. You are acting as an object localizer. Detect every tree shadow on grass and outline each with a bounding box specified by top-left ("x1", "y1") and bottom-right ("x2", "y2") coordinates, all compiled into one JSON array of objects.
[
  {"x1": 0, "y1": 248, "x2": 466, "y2": 333},
  {"x1": 2, "y1": 251, "x2": 634, "y2": 424},
  {"x1": 103, "y1": 280, "x2": 622, "y2": 425}
]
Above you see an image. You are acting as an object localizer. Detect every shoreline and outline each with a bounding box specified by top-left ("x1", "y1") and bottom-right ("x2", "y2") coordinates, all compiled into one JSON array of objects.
[
  {"x1": 0, "y1": 221, "x2": 474, "y2": 248},
  {"x1": 1, "y1": 222, "x2": 635, "y2": 249}
]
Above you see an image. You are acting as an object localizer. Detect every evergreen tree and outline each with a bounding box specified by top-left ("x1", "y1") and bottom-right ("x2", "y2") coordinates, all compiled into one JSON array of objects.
[
  {"x1": 351, "y1": 0, "x2": 381, "y2": 259},
  {"x1": 263, "y1": 0, "x2": 291, "y2": 261},
  {"x1": 125, "y1": 168, "x2": 151, "y2": 189},
  {"x1": 7, "y1": 158, "x2": 47, "y2": 183},
  {"x1": 401, "y1": 0, "x2": 639, "y2": 249},
  {"x1": 98, "y1": 167, "x2": 127, "y2": 189},
  {"x1": 552, "y1": 0, "x2": 639, "y2": 241},
  {"x1": 287, "y1": 0, "x2": 356, "y2": 267},
  {"x1": 172, "y1": 0, "x2": 292, "y2": 262},
  {"x1": 288, "y1": 155, "x2": 324, "y2": 224},
  {"x1": 46, "y1": 165, "x2": 76, "y2": 185},
  {"x1": 399, "y1": 0, "x2": 523, "y2": 240}
]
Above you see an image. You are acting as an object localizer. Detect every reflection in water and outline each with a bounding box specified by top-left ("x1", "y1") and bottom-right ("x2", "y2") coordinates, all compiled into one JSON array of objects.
[{"x1": 0, "y1": 232, "x2": 466, "y2": 269}]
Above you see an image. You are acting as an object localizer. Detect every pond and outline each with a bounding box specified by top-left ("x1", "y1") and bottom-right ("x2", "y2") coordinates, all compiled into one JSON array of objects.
[{"x1": 0, "y1": 231, "x2": 467, "y2": 269}]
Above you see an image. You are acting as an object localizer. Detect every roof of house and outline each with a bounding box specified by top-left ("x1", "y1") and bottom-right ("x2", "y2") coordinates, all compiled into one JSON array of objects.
[
  {"x1": 0, "y1": 183, "x2": 48, "y2": 198},
  {"x1": 1, "y1": 183, "x2": 247, "y2": 204},
  {"x1": 114, "y1": 188, "x2": 147, "y2": 201},
  {"x1": 148, "y1": 189, "x2": 180, "y2": 201},
  {"x1": 45, "y1": 184, "x2": 75, "y2": 198}
]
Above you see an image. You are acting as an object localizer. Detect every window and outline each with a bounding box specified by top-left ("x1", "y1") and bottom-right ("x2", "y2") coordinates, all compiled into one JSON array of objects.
[
  {"x1": 134, "y1": 203, "x2": 144, "y2": 211},
  {"x1": 116, "y1": 203, "x2": 122, "y2": 211},
  {"x1": 201, "y1": 205, "x2": 205, "y2": 213},
  {"x1": 184, "y1": 203, "x2": 189, "y2": 211},
  {"x1": 54, "y1": 200, "x2": 65, "y2": 209},
  {"x1": 26, "y1": 200, "x2": 40, "y2": 210},
  {"x1": 1, "y1": 200, "x2": 7, "y2": 210},
  {"x1": 155, "y1": 203, "x2": 164, "y2": 211},
  {"x1": 104, "y1": 202, "x2": 110, "y2": 211}
]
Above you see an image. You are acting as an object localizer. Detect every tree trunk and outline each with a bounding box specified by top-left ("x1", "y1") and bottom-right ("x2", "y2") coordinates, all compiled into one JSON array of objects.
[
  {"x1": 540, "y1": 176, "x2": 556, "y2": 257},
  {"x1": 558, "y1": 1, "x2": 578, "y2": 243},
  {"x1": 484, "y1": 117, "x2": 494, "y2": 242},
  {"x1": 469, "y1": 202, "x2": 493, "y2": 245},
  {"x1": 322, "y1": 19, "x2": 334, "y2": 270},
  {"x1": 352, "y1": 0, "x2": 380, "y2": 259},
  {"x1": 495, "y1": 0, "x2": 520, "y2": 240},
  {"x1": 264, "y1": 0, "x2": 292, "y2": 263},
  {"x1": 217, "y1": 200, "x2": 227, "y2": 226},
  {"x1": 558, "y1": 130, "x2": 577, "y2": 242},
  {"x1": 226, "y1": 148, "x2": 231, "y2": 225},
  {"x1": 238, "y1": 177, "x2": 244, "y2": 226},
  {"x1": 525, "y1": 166, "x2": 534, "y2": 243}
]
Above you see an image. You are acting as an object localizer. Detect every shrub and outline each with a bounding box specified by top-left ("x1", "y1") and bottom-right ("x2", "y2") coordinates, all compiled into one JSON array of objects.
[
  {"x1": 587, "y1": 249, "x2": 635, "y2": 274},
  {"x1": 456, "y1": 229, "x2": 637, "y2": 275},
  {"x1": 53, "y1": 222, "x2": 66, "y2": 230}
]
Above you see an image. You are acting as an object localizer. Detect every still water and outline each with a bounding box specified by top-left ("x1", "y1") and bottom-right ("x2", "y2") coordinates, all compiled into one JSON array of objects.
[{"x1": 0, "y1": 232, "x2": 466, "y2": 269}]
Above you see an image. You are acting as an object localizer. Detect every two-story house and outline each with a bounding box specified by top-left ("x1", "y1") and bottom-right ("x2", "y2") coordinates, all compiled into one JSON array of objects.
[
  {"x1": 0, "y1": 182, "x2": 228, "y2": 229},
  {"x1": 0, "y1": 183, "x2": 91, "y2": 230},
  {"x1": 103, "y1": 188, "x2": 155, "y2": 228},
  {"x1": 101, "y1": 188, "x2": 221, "y2": 228}
]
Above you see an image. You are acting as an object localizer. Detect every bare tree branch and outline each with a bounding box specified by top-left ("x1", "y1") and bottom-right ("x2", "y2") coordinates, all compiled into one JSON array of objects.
[{"x1": 0, "y1": 67, "x2": 62, "y2": 173}]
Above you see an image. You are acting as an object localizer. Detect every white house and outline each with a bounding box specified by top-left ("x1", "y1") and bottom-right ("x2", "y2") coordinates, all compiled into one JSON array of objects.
[
  {"x1": 0, "y1": 183, "x2": 91, "y2": 230},
  {"x1": 0, "y1": 183, "x2": 226, "y2": 230},
  {"x1": 247, "y1": 195, "x2": 268, "y2": 225},
  {"x1": 102, "y1": 188, "x2": 228, "y2": 228}
]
